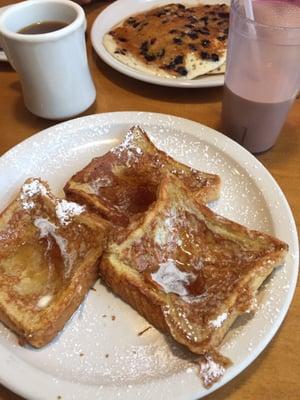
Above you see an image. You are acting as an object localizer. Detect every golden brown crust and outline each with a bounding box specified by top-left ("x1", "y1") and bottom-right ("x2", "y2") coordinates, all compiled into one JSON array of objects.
[
  {"x1": 0, "y1": 178, "x2": 110, "y2": 347},
  {"x1": 64, "y1": 125, "x2": 220, "y2": 226},
  {"x1": 100, "y1": 174, "x2": 288, "y2": 355},
  {"x1": 100, "y1": 256, "x2": 169, "y2": 333}
]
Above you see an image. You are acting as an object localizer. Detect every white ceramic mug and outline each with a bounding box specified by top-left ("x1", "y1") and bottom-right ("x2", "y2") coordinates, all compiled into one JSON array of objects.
[{"x1": 0, "y1": 0, "x2": 96, "y2": 120}]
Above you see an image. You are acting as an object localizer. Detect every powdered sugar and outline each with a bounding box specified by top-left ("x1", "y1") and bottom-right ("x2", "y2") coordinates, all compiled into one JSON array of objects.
[
  {"x1": 20, "y1": 179, "x2": 85, "y2": 225},
  {"x1": 209, "y1": 312, "x2": 228, "y2": 328},
  {"x1": 55, "y1": 199, "x2": 85, "y2": 225},
  {"x1": 198, "y1": 354, "x2": 226, "y2": 388},
  {"x1": 20, "y1": 179, "x2": 48, "y2": 210},
  {"x1": 90, "y1": 177, "x2": 113, "y2": 194},
  {"x1": 111, "y1": 127, "x2": 144, "y2": 166},
  {"x1": 154, "y1": 208, "x2": 183, "y2": 247}
]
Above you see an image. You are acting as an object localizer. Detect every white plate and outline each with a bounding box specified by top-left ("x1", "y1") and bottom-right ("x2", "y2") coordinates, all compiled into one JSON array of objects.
[
  {"x1": 0, "y1": 5, "x2": 10, "y2": 62},
  {"x1": 91, "y1": 0, "x2": 227, "y2": 88},
  {"x1": 0, "y1": 112, "x2": 298, "y2": 400}
]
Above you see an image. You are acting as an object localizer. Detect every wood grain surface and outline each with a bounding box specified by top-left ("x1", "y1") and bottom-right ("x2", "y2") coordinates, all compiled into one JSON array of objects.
[{"x1": 0, "y1": 1, "x2": 299, "y2": 399}]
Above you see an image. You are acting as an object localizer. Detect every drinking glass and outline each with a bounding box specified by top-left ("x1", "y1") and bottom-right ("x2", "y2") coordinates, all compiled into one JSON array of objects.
[{"x1": 222, "y1": 0, "x2": 300, "y2": 153}]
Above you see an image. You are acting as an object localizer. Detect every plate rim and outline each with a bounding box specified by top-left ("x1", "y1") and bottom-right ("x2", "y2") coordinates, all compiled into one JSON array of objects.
[
  {"x1": 91, "y1": 0, "x2": 226, "y2": 88},
  {"x1": 0, "y1": 111, "x2": 298, "y2": 400}
]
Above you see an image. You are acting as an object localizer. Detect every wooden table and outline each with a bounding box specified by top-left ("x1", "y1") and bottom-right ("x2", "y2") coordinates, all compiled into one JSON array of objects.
[{"x1": 0, "y1": 1, "x2": 299, "y2": 399}]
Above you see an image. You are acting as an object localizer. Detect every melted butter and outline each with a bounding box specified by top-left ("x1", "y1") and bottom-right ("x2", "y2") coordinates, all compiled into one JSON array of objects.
[
  {"x1": 37, "y1": 294, "x2": 53, "y2": 309},
  {"x1": 151, "y1": 259, "x2": 195, "y2": 296},
  {"x1": 34, "y1": 218, "x2": 75, "y2": 277},
  {"x1": 0, "y1": 241, "x2": 63, "y2": 301}
]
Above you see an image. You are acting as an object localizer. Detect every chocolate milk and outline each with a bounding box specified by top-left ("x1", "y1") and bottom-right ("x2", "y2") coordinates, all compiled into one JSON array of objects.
[
  {"x1": 221, "y1": 0, "x2": 300, "y2": 153},
  {"x1": 222, "y1": 84, "x2": 294, "y2": 153}
]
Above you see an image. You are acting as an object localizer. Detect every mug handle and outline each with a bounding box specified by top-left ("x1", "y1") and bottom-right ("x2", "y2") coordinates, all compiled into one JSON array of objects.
[{"x1": 0, "y1": 34, "x2": 16, "y2": 69}]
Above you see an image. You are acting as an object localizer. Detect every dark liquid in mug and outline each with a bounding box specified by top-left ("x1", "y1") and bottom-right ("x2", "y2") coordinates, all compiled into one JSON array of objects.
[{"x1": 18, "y1": 21, "x2": 68, "y2": 34}]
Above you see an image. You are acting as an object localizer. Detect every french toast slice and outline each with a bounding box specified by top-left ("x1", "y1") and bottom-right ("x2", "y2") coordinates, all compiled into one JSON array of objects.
[
  {"x1": 64, "y1": 126, "x2": 220, "y2": 226},
  {"x1": 100, "y1": 174, "x2": 288, "y2": 355},
  {"x1": 0, "y1": 178, "x2": 110, "y2": 348}
]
